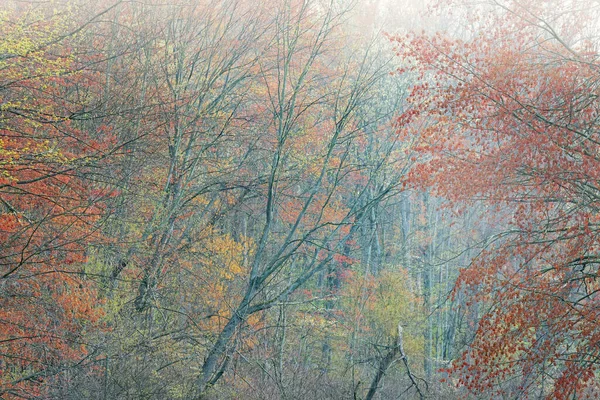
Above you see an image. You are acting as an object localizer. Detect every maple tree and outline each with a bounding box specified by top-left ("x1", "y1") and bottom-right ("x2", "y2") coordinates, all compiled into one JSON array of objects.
[
  {"x1": 392, "y1": 0, "x2": 600, "y2": 398},
  {"x1": 0, "y1": 2, "x2": 117, "y2": 397}
]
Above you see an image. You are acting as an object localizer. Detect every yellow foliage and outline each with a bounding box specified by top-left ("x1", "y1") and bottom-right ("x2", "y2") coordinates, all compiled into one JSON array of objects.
[{"x1": 341, "y1": 267, "x2": 425, "y2": 358}]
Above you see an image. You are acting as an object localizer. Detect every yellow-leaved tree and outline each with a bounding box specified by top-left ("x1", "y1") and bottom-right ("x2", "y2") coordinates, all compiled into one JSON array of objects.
[{"x1": 341, "y1": 267, "x2": 425, "y2": 399}]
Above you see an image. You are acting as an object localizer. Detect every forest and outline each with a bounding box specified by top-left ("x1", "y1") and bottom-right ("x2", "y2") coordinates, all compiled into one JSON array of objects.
[{"x1": 1, "y1": 0, "x2": 599, "y2": 398}]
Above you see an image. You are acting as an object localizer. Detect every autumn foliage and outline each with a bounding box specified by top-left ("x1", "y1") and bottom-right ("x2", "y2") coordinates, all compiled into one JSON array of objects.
[
  {"x1": 0, "y1": 5, "x2": 108, "y2": 398},
  {"x1": 392, "y1": 0, "x2": 600, "y2": 398},
  {"x1": 4, "y1": 0, "x2": 600, "y2": 399}
]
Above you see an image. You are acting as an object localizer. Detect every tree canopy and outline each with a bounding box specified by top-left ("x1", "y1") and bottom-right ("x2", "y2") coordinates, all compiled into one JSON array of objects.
[{"x1": 1, "y1": 0, "x2": 598, "y2": 399}]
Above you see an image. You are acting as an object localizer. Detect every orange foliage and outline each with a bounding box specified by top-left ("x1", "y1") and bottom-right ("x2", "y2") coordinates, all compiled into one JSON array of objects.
[
  {"x1": 0, "y1": 4, "x2": 107, "y2": 397},
  {"x1": 393, "y1": 1, "x2": 600, "y2": 398}
]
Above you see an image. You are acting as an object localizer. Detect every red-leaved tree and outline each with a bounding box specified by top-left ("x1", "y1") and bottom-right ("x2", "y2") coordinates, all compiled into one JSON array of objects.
[
  {"x1": 392, "y1": 0, "x2": 600, "y2": 398},
  {"x1": 0, "y1": 3, "x2": 112, "y2": 397}
]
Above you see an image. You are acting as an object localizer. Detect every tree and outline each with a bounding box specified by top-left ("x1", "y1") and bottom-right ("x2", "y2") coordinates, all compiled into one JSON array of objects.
[
  {"x1": 341, "y1": 268, "x2": 425, "y2": 400},
  {"x1": 194, "y1": 1, "x2": 411, "y2": 396},
  {"x1": 80, "y1": 1, "x2": 270, "y2": 397},
  {"x1": 0, "y1": 2, "x2": 115, "y2": 397},
  {"x1": 392, "y1": 0, "x2": 600, "y2": 398}
]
